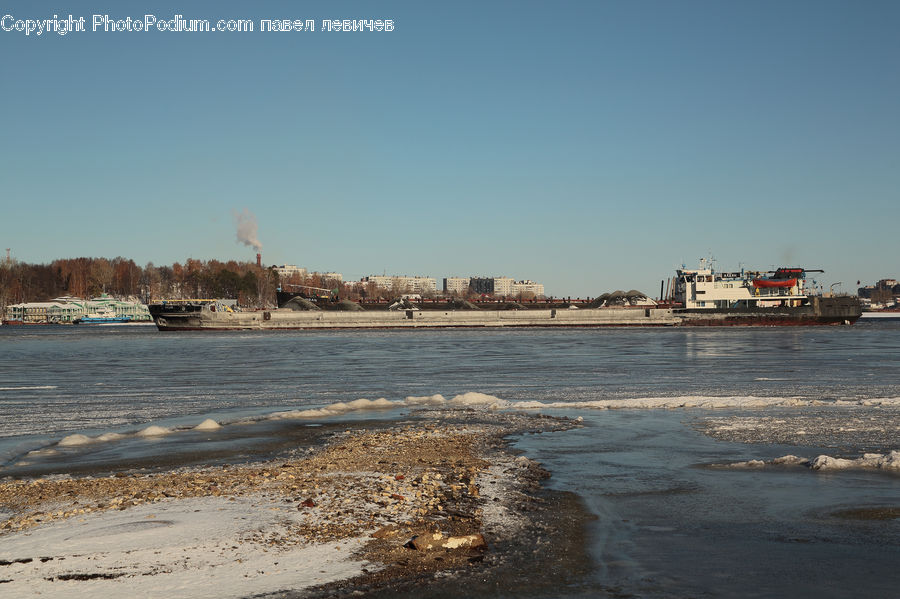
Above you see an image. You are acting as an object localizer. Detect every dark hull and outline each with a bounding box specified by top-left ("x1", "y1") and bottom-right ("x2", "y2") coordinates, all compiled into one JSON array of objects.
[
  {"x1": 675, "y1": 296, "x2": 861, "y2": 326},
  {"x1": 148, "y1": 303, "x2": 207, "y2": 330},
  {"x1": 147, "y1": 297, "x2": 862, "y2": 330}
]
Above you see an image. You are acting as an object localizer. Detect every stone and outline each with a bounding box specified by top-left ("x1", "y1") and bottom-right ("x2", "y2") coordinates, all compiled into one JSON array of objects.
[
  {"x1": 442, "y1": 533, "x2": 486, "y2": 550},
  {"x1": 406, "y1": 532, "x2": 444, "y2": 551}
]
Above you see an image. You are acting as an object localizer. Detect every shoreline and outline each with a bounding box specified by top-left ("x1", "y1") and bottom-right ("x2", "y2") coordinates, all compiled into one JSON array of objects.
[{"x1": 0, "y1": 411, "x2": 593, "y2": 598}]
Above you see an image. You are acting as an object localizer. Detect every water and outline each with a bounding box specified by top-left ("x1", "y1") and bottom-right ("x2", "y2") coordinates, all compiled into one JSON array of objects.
[{"x1": 2, "y1": 321, "x2": 900, "y2": 597}]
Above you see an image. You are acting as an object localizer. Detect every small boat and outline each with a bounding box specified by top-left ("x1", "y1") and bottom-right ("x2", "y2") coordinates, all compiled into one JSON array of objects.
[{"x1": 74, "y1": 307, "x2": 133, "y2": 324}]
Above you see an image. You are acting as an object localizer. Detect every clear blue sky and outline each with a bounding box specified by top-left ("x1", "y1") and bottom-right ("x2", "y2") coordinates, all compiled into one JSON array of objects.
[{"x1": 2, "y1": 1, "x2": 898, "y2": 297}]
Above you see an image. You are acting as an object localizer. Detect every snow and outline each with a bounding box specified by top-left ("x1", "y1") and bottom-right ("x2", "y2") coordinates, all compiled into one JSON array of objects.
[
  {"x1": 269, "y1": 397, "x2": 398, "y2": 420},
  {"x1": 405, "y1": 394, "x2": 449, "y2": 406},
  {"x1": 192, "y1": 419, "x2": 221, "y2": 431},
  {"x1": 58, "y1": 434, "x2": 94, "y2": 447},
  {"x1": 136, "y1": 425, "x2": 171, "y2": 437},
  {"x1": 28, "y1": 393, "x2": 900, "y2": 469},
  {"x1": 810, "y1": 451, "x2": 900, "y2": 471},
  {"x1": 269, "y1": 393, "x2": 510, "y2": 420},
  {"x1": 0, "y1": 496, "x2": 370, "y2": 599},
  {"x1": 716, "y1": 451, "x2": 900, "y2": 472},
  {"x1": 447, "y1": 392, "x2": 508, "y2": 408}
]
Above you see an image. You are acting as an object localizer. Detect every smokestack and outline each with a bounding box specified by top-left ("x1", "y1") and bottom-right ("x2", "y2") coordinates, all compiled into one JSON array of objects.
[{"x1": 256, "y1": 253, "x2": 262, "y2": 268}]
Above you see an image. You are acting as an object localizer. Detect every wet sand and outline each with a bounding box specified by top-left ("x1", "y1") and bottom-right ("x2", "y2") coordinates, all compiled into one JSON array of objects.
[{"x1": 0, "y1": 411, "x2": 593, "y2": 598}]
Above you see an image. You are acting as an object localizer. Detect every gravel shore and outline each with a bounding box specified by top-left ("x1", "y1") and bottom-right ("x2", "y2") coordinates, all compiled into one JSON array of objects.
[{"x1": 0, "y1": 410, "x2": 591, "y2": 598}]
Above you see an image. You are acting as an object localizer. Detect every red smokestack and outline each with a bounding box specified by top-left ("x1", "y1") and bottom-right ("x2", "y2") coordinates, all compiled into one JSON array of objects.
[{"x1": 256, "y1": 253, "x2": 261, "y2": 268}]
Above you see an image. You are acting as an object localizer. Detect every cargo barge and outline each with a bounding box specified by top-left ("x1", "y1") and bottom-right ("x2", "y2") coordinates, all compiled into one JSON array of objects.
[{"x1": 149, "y1": 263, "x2": 860, "y2": 331}]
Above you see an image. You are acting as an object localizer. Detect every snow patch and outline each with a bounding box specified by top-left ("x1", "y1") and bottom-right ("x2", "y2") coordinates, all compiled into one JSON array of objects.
[
  {"x1": 0, "y1": 385, "x2": 58, "y2": 391},
  {"x1": 58, "y1": 434, "x2": 94, "y2": 447},
  {"x1": 404, "y1": 394, "x2": 447, "y2": 406},
  {"x1": 495, "y1": 396, "x2": 900, "y2": 411},
  {"x1": 270, "y1": 397, "x2": 401, "y2": 420},
  {"x1": 0, "y1": 496, "x2": 369, "y2": 599},
  {"x1": 193, "y1": 419, "x2": 221, "y2": 431},
  {"x1": 810, "y1": 451, "x2": 900, "y2": 471},
  {"x1": 136, "y1": 425, "x2": 170, "y2": 437},
  {"x1": 715, "y1": 452, "x2": 900, "y2": 472},
  {"x1": 448, "y1": 392, "x2": 508, "y2": 409}
]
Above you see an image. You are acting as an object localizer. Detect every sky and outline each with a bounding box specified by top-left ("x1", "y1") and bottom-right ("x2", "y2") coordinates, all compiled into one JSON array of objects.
[{"x1": 2, "y1": 0, "x2": 898, "y2": 297}]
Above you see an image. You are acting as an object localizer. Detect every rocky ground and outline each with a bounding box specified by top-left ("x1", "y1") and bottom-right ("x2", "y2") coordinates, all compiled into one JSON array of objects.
[{"x1": 0, "y1": 410, "x2": 594, "y2": 597}]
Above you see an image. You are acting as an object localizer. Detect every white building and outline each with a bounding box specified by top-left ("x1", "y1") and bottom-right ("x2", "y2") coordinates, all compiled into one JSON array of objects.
[
  {"x1": 4, "y1": 295, "x2": 151, "y2": 324},
  {"x1": 274, "y1": 265, "x2": 307, "y2": 281},
  {"x1": 364, "y1": 275, "x2": 437, "y2": 294},
  {"x1": 467, "y1": 276, "x2": 545, "y2": 297},
  {"x1": 511, "y1": 280, "x2": 545, "y2": 298},
  {"x1": 443, "y1": 277, "x2": 470, "y2": 294},
  {"x1": 492, "y1": 277, "x2": 514, "y2": 296}
]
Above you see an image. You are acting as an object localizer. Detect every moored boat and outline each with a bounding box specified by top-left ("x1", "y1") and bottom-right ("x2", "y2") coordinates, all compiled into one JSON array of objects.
[
  {"x1": 670, "y1": 262, "x2": 861, "y2": 325},
  {"x1": 148, "y1": 267, "x2": 860, "y2": 332},
  {"x1": 74, "y1": 307, "x2": 133, "y2": 324}
]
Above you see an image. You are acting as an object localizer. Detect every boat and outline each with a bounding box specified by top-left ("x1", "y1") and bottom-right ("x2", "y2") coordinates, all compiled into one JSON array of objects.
[
  {"x1": 147, "y1": 262, "x2": 861, "y2": 330},
  {"x1": 860, "y1": 309, "x2": 900, "y2": 320},
  {"x1": 669, "y1": 262, "x2": 861, "y2": 326},
  {"x1": 74, "y1": 307, "x2": 133, "y2": 324}
]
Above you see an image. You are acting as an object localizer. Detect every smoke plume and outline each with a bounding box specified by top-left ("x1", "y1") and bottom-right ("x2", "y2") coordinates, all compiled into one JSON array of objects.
[{"x1": 234, "y1": 209, "x2": 262, "y2": 252}]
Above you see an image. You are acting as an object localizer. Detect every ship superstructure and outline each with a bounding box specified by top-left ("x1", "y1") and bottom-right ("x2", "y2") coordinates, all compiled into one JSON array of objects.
[
  {"x1": 674, "y1": 262, "x2": 820, "y2": 310},
  {"x1": 671, "y1": 260, "x2": 859, "y2": 325}
]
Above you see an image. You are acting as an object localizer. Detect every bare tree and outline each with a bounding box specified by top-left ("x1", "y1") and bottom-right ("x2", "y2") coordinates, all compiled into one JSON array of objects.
[{"x1": 89, "y1": 258, "x2": 114, "y2": 295}]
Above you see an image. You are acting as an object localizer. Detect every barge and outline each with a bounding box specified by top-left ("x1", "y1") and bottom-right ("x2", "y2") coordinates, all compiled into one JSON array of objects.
[{"x1": 149, "y1": 263, "x2": 861, "y2": 331}]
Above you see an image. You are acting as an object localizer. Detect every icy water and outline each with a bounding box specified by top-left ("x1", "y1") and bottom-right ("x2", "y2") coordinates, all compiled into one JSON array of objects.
[{"x1": 2, "y1": 321, "x2": 900, "y2": 597}]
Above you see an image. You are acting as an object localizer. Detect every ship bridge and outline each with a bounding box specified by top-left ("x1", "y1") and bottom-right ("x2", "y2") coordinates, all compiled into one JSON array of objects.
[{"x1": 673, "y1": 265, "x2": 815, "y2": 310}]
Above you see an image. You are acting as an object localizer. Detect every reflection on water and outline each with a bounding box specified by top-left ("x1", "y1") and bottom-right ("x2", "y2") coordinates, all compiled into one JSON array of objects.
[{"x1": 682, "y1": 327, "x2": 807, "y2": 359}]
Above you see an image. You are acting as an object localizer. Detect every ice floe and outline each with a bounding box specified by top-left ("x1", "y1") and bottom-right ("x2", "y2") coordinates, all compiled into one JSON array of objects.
[
  {"x1": 0, "y1": 385, "x2": 58, "y2": 391},
  {"x1": 57, "y1": 434, "x2": 94, "y2": 447},
  {"x1": 192, "y1": 419, "x2": 221, "y2": 431},
  {"x1": 26, "y1": 392, "x2": 900, "y2": 469},
  {"x1": 716, "y1": 451, "x2": 900, "y2": 472},
  {"x1": 809, "y1": 451, "x2": 900, "y2": 471},
  {"x1": 269, "y1": 397, "x2": 398, "y2": 420},
  {"x1": 136, "y1": 425, "x2": 171, "y2": 437}
]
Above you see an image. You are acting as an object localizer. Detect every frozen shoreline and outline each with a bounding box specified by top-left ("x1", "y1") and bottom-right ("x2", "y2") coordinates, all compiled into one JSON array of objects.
[{"x1": 0, "y1": 412, "x2": 581, "y2": 598}]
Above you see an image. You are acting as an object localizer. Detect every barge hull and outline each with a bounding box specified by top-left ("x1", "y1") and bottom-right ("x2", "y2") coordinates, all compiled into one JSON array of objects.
[
  {"x1": 675, "y1": 296, "x2": 861, "y2": 326},
  {"x1": 153, "y1": 308, "x2": 679, "y2": 330},
  {"x1": 150, "y1": 298, "x2": 861, "y2": 331}
]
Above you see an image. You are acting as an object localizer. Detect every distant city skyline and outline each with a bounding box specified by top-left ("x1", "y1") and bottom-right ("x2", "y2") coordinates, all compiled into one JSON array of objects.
[{"x1": 2, "y1": 1, "x2": 898, "y2": 297}]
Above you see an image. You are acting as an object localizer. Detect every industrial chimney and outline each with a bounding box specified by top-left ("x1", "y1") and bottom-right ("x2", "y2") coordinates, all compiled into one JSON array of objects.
[{"x1": 256, "y1": 253, "x2": 262, "y2": 268}]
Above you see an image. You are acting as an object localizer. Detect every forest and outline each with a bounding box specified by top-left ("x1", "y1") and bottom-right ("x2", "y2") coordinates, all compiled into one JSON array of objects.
[
  {"x1": 1, "y1": 257, "x2": 475, "y2": 312},
  {"x1": 0, "y1": 257, "x2": 280, "y2": 309}
]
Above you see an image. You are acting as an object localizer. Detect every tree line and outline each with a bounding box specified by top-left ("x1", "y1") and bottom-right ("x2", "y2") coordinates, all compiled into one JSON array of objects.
[
  {"x1": 0, "y1": 257, "x2": 279, "y2": 309},
  {"x1": 0, "y1": 257, "x2": 547, "y2": 313}
]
